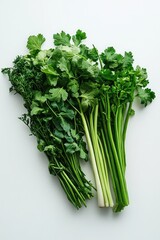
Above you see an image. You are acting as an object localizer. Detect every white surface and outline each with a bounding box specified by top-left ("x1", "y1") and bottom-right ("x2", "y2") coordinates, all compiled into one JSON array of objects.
[{"x1": 0, "y1": 0, "x2": 160, "y2": 239}]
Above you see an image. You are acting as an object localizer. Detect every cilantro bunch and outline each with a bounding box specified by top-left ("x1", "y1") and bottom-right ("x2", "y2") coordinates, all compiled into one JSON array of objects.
[{"x1": 2, "y1": 30, "x2": 155, "y2": 212}]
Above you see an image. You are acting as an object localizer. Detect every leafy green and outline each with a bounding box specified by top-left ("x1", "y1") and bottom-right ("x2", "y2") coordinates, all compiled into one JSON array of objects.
[
  {"x1": 58, "y1": 57, "x2": 68, "y2": 72},
  {"x1": 72, "y1": 29, "x2": 87, "y2": 46},
  {"x1": 31, "y1": 106, "x2": 43, "y2": 116},
  {"x1": 137, "y1": 87, "x2": 155, "y2": 106},
  {"x1": 27, "y1": 34, "x2": 45, "y2": 53},
  {"x1": 67, "y1": 79, "x2": 79, "y2": 96},
  {"x1": 34, "y1": 91, "x2": 47, "y2": 103},
  {"x1": 41, "y1": 65, "x2": 59, "y2": 76},
  {"x1": 64, "y1": 142, "x2": 80, "y2": 154},
  {"x1": 53, "y1": 31, "x2": 71, "y2": 46},
  {"x1": 2, "y1": 29, "x2": 155, "y2": 212},
  {"x1": 48, "y1": 88, "x2": 68, "y2": 102},
  {"x1": 123, "y1": 51, "x2": 134, "y2": 68}
]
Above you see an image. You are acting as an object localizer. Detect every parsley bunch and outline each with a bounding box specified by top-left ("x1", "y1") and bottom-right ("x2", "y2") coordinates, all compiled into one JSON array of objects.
[{"x1": 2, "y1": 30, "x2": 155, "y2": 212}]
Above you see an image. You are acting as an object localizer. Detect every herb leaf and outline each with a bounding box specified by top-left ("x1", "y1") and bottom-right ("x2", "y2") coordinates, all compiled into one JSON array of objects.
[
  {"x1": 49, "y1": 88, "x2": 68, "y2": 102},
  {"x1": 72, "y1": 29, "x2": 87, "y2": 46},
  {"x1": 53, "y1": 31, "x2": 71, "y2": 46},
  {"x1": 27, "y1": 34, "x2": 45, "y2": 53}
]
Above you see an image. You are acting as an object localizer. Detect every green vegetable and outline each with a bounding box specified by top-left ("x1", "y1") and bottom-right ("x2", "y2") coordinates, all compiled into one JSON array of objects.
[{"x1": 2, "y1": 30, "x2": 155, "y2": 212}]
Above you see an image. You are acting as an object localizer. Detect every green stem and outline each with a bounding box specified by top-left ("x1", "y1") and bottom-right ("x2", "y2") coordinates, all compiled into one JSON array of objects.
[
  {"x1": 90, "y1": 106, "x2": 109, "y2": 206},
  {"x1": 46, "y1": 101, "x2": 58, "y2": 117},
  {"x1": 79, "y1": 104, "x2": 105, "y2": 207},
  {"x1": 105, "y1": 95, "x2": 129, "y2": 206},
  {"x1": 98, "y1": 135, "x2": 114, "y2": 207},
  {"x1": 123, "y1": 102, "x2": 132, "y2": 143},
  {"x1": 62, "y1": 170, "x2": 87, "y2": 206},
  {"x1": 100, "y1": 102, "x2": 123, "y2": 210},
  {"x1": 60, "y1": 145, "x2": 93, "y2": 200},
  {"x1": 122, "y1": 102, "x2": 133, "y2": 170},
  {"x1": 117, "y1": 106, "x2": 125, "y2": 171},
  {"x1": 114, "y1": 107, "x2": 123, "y2": 168},
  {"x1": 51, "y1": 159, "x2": 85, "y2": 208}
]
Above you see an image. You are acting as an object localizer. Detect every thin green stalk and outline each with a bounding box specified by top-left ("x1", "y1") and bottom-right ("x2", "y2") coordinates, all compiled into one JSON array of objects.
[
  {"x1": 122, "y1": 102, "x2": 133, "y2": 170},
  {"x1": 52, "y1": 159, "x2": 83, "y2": 208},
  {"x1": 98, "y1": 135, "x2": 114, "y2": 207},
  {"x1": 90, "y1": 103, "x2": 114, "y2": 207},
  {"x1": 123, "y1": 102, "x2": 133, "y2": 143},
  {"x1": 46, "y1": 101, "x2": 58, "y2": 117},
  {"x1": 105, "y1": 95, "x2": 129, "y2": 205},
  {"x1": 117, "y1": 106, "x2": 125, "y2": 171},
  {"x1": 114, "y1": 107, "x2": 123, "y2": 168},
  {"x1": 79, "y1": 104, "x2": 105, "y2": 207},
  {"x1": 62, "y1": 170, "x2": 87, "y2": 206},
  {"x1": 70, "y1": 154, "x2": 84, "y2": 186},
  {"x1": 60, "y1": 145, "x2": 83, "y2": 186},
  {"x1": 59, "y1": 176, "x2": 79, "y2": 208},
  {"x1": 90, "y1": 106, "x2": 109, "y2": 206},
  {"x1": 100, "y1": 102, "x2": 123, "y2": 210},
  {"x1": 94, "y1": 105, "x2": 114, "y2": 207}
]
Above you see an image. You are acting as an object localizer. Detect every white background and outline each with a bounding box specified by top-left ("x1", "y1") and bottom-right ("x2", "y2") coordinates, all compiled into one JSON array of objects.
[{"x1": 0, "y1": 0, "x2": 160, "y2": 239}]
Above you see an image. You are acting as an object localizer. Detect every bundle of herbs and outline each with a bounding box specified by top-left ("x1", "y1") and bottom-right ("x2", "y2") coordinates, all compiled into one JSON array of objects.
[{"x1": 2, "y1": 30, "x2": 155, "y2": 212}]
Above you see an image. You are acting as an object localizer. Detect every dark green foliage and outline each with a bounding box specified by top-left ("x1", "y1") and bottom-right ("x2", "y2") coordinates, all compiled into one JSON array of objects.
[{"x1": 2, "y1": 29, "x2": 155, "y2": 211}]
